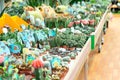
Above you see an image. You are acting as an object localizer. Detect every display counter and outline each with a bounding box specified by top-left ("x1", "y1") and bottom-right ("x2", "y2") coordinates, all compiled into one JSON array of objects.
[
  {"x1": 91, "y1": 4, "x2": 111, "y2": 52},
  {"x1": 64, "y1": 38, "x2": 91, "y2": 80},
  {"x1": 64, "y1": 4, "x2": 111, "y2": 80}
]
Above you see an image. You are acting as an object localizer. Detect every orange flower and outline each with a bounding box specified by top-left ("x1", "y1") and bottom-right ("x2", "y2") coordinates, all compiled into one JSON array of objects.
[{"x1": 32, "y1": 59, "x2": 44, "y2": 69}]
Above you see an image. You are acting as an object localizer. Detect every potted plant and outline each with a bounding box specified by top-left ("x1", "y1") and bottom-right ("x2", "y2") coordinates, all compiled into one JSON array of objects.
[
  {"x1": 18, "y1": 62, "x2": 32, "y2": 75},
  {"x1": 32, "y1": 59, "x2": 44, "y2": 80}
]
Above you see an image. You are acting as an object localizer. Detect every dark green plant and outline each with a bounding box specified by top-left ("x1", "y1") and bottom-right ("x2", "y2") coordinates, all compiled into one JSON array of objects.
[
  {"x1": 57, "y1": 0, "x2": 72, "y2": 5},
  {"x1": 49, "y1": 29, "x2": 88, "y2": 48},
  {"x1": 0, "y1": 29, "x2": 17, "y2": 41},
  {"x1": 5, "y1": 3, "x2": 24, "y2": 16},
  {"x1": 49, "y1": 35, "x2": 62, "y2": 48},
  {"x1": 70, "y1": 0, "x2": 82, "y2": 5},
  {"x1": 26, "y1": 0, "x2": 53, "y2": 7},
  {"x1": 26, "y1": 0, "x2": 43, "y2": 7},
  {"x1": 49, "y1": 0, "x2": 57, "y2": 7},
  {"x1": 5, "y1": 0, "x2": 10, "y2": 3},
  {"x1": 65, "y1": 18, "x2": 72, "y2": 28}
]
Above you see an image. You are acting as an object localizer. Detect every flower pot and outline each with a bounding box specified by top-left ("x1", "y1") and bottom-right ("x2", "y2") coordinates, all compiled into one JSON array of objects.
[
  {"x1": 62, "y1": 45, "x2": 68, "y2": 50},
  {"x1": 19, "y1": 69, "x2": 32, "y2": 75},
  {"x1": 89, "y1": 20, "x2": 95, "y2": 25},
  {"x1": 69, "y1": 47, "x2": 75, "y2": 51}
]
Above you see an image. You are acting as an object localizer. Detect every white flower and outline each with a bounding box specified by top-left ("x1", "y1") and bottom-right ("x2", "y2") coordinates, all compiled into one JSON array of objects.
[{"x1": 2, "y1": 28, "x2": 8, "y2": 34}]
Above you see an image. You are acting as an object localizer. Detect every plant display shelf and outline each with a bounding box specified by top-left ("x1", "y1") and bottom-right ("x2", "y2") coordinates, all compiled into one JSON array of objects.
[
  {"x1": 91, "y1": 4, "x2": 111, "y2": 53},
  {"x1": 64, "y1": 38, "x2": 91, "y2": 80},
  {"x1": 63, "y1": 5, "x2": 112, "y2": 80}
]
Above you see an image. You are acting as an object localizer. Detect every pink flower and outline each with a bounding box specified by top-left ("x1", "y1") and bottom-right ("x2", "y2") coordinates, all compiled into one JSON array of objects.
[
  {"x1": 81, "y1": 20, "x2": 89, "y2": 25},
  {"x1": 32, "y1": 59, "x2": 44, "y2": 69},
  {"x1": 89, "y1": 20, "x2": 95, "y2": 25},
  {"x1": 74, "y1": 21, "x2": 81, "y2": 25},
  {"x1": 0, "y1": 56, "x2": 4, "y2": 64},
  {"x1": 68, "y1": 22, "x2": 74, "y2": 28}
]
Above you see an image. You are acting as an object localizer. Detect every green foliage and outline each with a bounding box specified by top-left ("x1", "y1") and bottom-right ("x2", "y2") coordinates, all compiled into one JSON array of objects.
[
  {"x1": 26, "y1": 0, "x2": 42, "y2": 7},
  {"x1": 57, "y1": 0, "x2": 72, "y2": 5},
  {"x1": 65, "y1": 18, "x2": 72, "y2": 28},
  {"x1": 45, "y1": 18, "x2": 55, "y2": 29},
  {"x1": 70, "y1": 0, "x2": 82, "y2": 5},
  {"x1": 45, "y1": 18, "x2": 72, "y2": 29},
  {"x1": 49, "y1": 35, "x2": 62, "y2": 47},
  {"x1": 49, "y1": 29, "x2": 88, "y2": 48},
  {"x1": 49, "y1": 0, "x2": 56, "y2": 7},
  {"x1": 0, "y1": 30, "x2": 17, "y2": 41},
  {"x1": 5, "y1": 3, "x2": 24, "y2": 16},
  {"x1": 90, "y1": 0, "x2": 96, "y2": 3},
  {"x1": 0, "y1": 29, "x2": 25, "y2": 52},
  {"x1": 26, "y1": 0, "x2": 53, "y2": 7},
  {"x1": 75, "y1": 26, "x2": 95, "y2": 35}
]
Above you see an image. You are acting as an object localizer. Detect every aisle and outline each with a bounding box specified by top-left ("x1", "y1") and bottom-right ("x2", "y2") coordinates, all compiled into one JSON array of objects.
[{"x1": 88, "y1": 14, "x2": 120, "y2": 80}]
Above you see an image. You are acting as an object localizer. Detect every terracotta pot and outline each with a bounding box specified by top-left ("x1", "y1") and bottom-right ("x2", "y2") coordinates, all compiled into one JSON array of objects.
[
  {"x1": 69, "y1": 47, "x2": 75, "y2": 51},
  {"x1": 62, "y1": 45, "x2": 68, "y2": 49},
  {"x1": 89, "y1": 20, "x2": 95, "y2": 25},
  {"x1": 19, "y1": 69, "x2": 32, "y2": 75}
]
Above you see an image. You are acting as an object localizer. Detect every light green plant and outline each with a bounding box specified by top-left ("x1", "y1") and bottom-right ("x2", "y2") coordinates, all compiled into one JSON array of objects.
[
  {"x1": 26, "y1": 0, "x2": 52, "y2": 7},
  {"x1": 57, "y1": 0, "x2": 72, "y2": 5},
  {"x1": 26, "y1": 0, "x2": 43, "y2": 7}
]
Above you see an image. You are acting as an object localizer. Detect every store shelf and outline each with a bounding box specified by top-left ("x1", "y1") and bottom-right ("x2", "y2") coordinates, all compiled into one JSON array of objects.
[
  {"x1": 0, "y1": 1, "x2": 111, "y2": 80},
  {"x1": 64, "y1": 38, "x2": 91, "y2": 80},
  {"x1": 91, "y1": 4, "x2": 111, "y2": 49},
  {"x1": 63, "y1": 4, "x2": 111, "y2": 80}
]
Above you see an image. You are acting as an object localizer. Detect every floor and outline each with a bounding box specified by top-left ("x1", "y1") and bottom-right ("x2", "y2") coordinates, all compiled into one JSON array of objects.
[{"x1": 87, "y1": 14, "x2": 120, "y2": 80}]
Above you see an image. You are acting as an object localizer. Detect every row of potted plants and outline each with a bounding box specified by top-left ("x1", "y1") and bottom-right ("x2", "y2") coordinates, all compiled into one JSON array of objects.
[{"x1": 0, "y1": 0, "x2": 110, "y2": 80}]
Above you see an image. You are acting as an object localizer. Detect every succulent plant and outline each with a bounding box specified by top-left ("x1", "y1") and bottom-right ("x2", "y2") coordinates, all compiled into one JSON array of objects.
[
  {"x1": 57, "y1": 0, "x2": 72, "y2": 5},
  {"x1": 32, "y1": 59, "x2": 44, "y2": 80},
  {"x1": 49, "y1": 35, "x2": 62, "y2": 48}
]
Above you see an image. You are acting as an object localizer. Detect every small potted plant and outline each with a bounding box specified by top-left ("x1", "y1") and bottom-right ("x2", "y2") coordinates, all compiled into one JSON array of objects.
[
  {"x1": 32, "y1": 58, "x2": 44, "y2": 80},
  {"x1": 18, "y1": 62, "x2": 32, "y2": 75}
]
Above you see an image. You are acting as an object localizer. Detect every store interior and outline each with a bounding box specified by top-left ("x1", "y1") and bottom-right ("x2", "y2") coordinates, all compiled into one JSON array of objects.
[{"x1": 0, "y1": 0, "x2": 120, "y2": 80}]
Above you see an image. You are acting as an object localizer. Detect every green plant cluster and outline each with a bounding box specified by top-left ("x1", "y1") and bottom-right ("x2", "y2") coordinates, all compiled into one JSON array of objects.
[
  {"x1": 49, "y1": 28, "x2": 88, "y2": 48},
  {"x1": 26, "y1": 0, "x2": 54, "y2": 7},
  {"x1": 45, "y1": 18, "x2": 72, "y2": 29},
  {"x1": 5, "y1": 3, "x2": 24, "y2": 16},
  {"x1": 0, "y1": 29, "x2": 25, "y2": 52},
  {"x1": 0, "y1": 30, "x2": 18, "y2": 41},
  {"x1": 75, "y1": 26, "x2": 95, "y2": 35},
  {"x1": 26, "y1": 0, "x2": 43, "y2": 7},
  {"x1": 57, "y1": 0, "x2": 72, "y2": 5}
]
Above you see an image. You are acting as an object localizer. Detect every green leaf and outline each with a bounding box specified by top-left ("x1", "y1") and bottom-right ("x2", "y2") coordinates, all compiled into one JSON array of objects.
[{"x1": 0, "y1": 3, "x2": 9, "y2": 17}]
